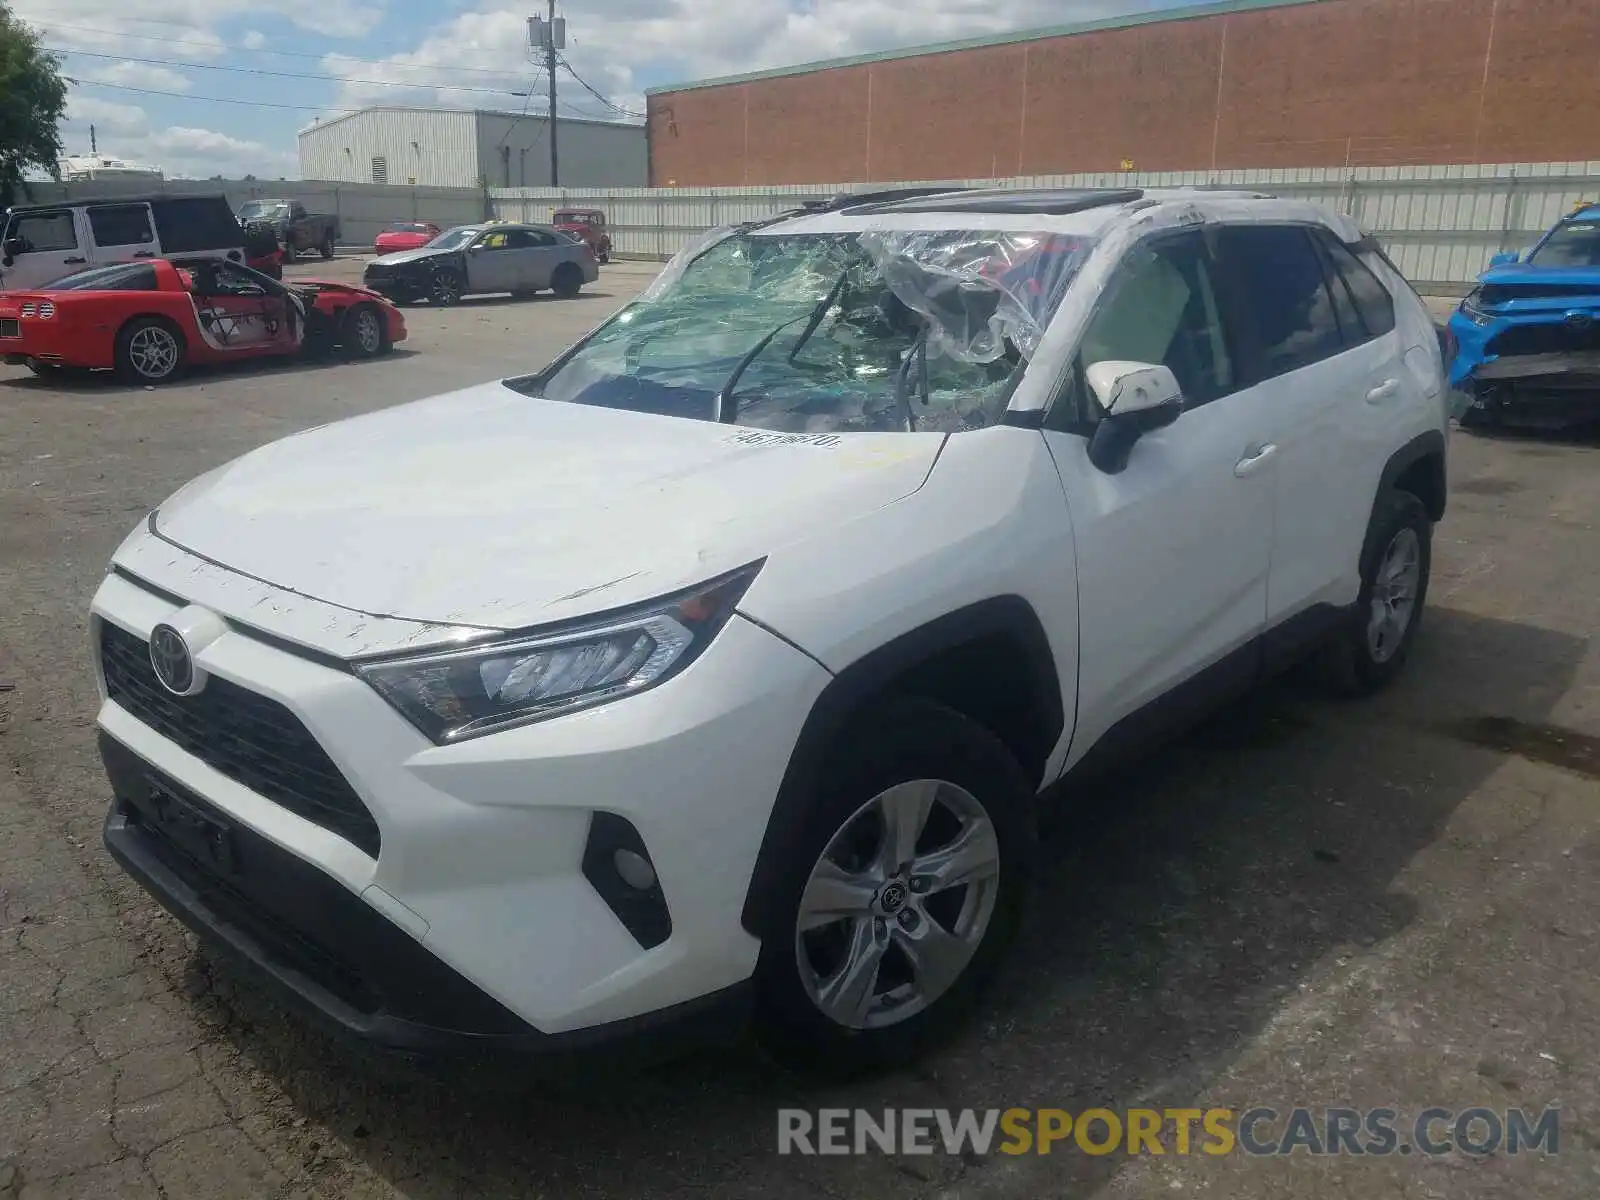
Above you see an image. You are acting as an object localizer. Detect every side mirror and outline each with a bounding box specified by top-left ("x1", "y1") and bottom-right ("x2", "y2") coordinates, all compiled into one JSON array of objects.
[
  {"x1": 1085, "y1": 360, "x2": 1184, "y2": 475},
  {"x1": 3, "y1": 237, "x2": 25, "y2": 258},
  {"x1": 1489, "y1": 251, "x2": 1519, "y2": 268}
]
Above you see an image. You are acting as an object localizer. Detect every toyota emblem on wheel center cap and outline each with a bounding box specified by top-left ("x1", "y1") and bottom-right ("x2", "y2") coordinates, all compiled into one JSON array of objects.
[
  {"x1": 149, "y1": 624, "x2": 197, "y2": 696},
  {"x1": 877, "y1": 881, "x2": 909, "y2": 914}
]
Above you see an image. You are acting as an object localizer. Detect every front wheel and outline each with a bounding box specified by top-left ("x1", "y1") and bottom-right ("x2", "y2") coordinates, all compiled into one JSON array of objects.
[
  {"x1": 1315, "y1": 488, "x2": 1432, "y2": 694},
  {"x1": 752, "y1": 697, "x2": 1035, "y2": 1075},
  {"x1": 342, "y1": 303, "x2": 388, "y2": 358},
  {"x1": 430, "y1": 270, "x2": 463, "y2": 306},
  {"x1": 114, "y1": 317, "x2": 186, "y2": 385},
  {"x1": 320, "y1": 235, "x2": 335, "y2": 260}
]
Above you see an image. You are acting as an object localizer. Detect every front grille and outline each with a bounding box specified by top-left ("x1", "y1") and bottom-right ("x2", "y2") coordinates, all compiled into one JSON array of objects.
[
  {"x1": 99, "y1": 621, "x2": 381, "y2": 857},
  {"x1": 1487, "y1": 321, "x2": 1600, "y2": 358},
  {"x1": 1481, "y1": 283, "x2": 1600, "y2": 305},
  {"x1": 0, "y1": 318, "x2": 19, "y2": 339}
]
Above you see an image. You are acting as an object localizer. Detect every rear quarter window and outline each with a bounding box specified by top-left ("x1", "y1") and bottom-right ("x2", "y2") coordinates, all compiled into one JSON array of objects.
[
  {"x1": 1314, "y1": 231, "x2": 1396, "y2": 340},
  {"x1": 151, "y1": 198, "x2": 245, "y2": 253}
]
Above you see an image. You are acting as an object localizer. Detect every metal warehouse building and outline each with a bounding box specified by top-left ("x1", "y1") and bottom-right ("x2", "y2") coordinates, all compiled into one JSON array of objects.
[
  {"x1": 298, "y1": 106, "x2": 648, "y2": 189},
  {"x1": 645, "y1": 0, "x2": 1600, "y2": 186}
]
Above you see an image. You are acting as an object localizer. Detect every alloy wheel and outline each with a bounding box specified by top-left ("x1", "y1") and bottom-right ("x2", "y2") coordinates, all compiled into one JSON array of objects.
[
  {"x1": 795, "y1": 778, "x2": 1000, "y2": 1031},
  {"x1": 1367, "y1": 526, "x2": 1421, "y2": 663},
  {"x1": 353, "y1": 309, "x2": 382, "y2": 354},
  {"x1": 128, "y1": 326, "x2": 179, "y2": 380}
]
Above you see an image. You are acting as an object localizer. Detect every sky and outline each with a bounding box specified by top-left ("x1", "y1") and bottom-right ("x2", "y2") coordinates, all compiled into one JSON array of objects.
[{"x1": 13, "y1": 0, "x2": 1198, "y2": 180}]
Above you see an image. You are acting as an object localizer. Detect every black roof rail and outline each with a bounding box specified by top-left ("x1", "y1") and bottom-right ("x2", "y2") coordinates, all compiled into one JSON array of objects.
[
  {"x1": 849, "y1": 187, "x2": 1145, "y2": 217},
  {"x1": 6, "y1": 191, "x2": 230, "y2": 213},
  {"x1": 809, "y1": 186, "x2": 974, "y2": 212}
]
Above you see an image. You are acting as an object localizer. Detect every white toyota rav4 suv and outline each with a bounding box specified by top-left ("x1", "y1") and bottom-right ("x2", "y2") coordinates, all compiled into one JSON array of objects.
[{"x1": 91, "y1": 187, "x2": 1449, "y2": 1071}]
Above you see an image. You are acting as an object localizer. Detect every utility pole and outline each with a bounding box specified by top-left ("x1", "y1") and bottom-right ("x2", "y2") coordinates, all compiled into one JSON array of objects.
[{"x1": 529, "y1": 8, "x2": 566, "y2": 186}]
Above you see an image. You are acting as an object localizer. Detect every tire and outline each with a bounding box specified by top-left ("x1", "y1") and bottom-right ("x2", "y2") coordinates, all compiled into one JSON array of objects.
[
  {"x1": 320, "y1": 234, "x2": 335, "y2": 260},
  {"x1": 341, "y1": 303, "x2": 387, "y2": 358},
  {"x1": 751, "y1": 696, "x2": 1036, "y2": 1075},
  {"x1": 551, "y1": 262, "x2": 583, "y2": 299},
  {"x1": 1314, "y1": 488, "x2": 1432, "y2": 695},
  {"x1": 281, "y1": 241, "x2": 296, "y2": 264},
  {"x1": 114, "y1": 317, "x2": 186, "y2": 385},
  {"x1": 598, "y1": 246, "x2": 611, "y2": 265},
  {"x1": 26, "y1": 359, "x2": 54, "y2": 378},
  {"x1": 430, "y1": 270, "x2": 464, "y2": 306}
]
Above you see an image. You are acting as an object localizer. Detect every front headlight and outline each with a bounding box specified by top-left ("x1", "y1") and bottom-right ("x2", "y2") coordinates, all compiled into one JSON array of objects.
[
  {"x1": 1459, "y1": 291, "x2": 1494, "y2": 327},
  {"x1": 354, "y1": 563, "x2": 762, "y2": 743}
]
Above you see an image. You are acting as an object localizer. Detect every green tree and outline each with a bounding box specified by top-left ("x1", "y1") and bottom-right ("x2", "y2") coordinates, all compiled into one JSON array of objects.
[{"x1": 0, "y1": 4, "x2": 68, "y2": 207}]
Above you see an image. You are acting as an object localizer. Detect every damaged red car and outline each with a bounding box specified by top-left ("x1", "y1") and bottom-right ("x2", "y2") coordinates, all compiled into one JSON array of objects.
[
  {"x1": 0, "y1": 258, "x2": 405, "y2": 384},
  {"x1": 374, "y1": 221, "x2": 442, "y2": 255},
  {"x1": 552, "y1": 208, "x2": 612, "y2": 263}
]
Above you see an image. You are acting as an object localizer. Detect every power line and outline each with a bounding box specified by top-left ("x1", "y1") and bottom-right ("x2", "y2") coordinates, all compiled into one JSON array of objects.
[
  {"x1": 66, "y1": 78, "x2": 366, "y2": 113},
  {"x1": 555, "y1": 52, "x2": 644, "y2": 120},
  {"x1": 50, "y1": 45, "x2": 535, "y2": 96}
]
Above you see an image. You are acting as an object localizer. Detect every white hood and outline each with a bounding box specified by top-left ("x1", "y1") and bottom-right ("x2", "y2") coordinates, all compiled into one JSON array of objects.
[{"x1": 152, "y1": 382, "x2": 943, "y2": 631}]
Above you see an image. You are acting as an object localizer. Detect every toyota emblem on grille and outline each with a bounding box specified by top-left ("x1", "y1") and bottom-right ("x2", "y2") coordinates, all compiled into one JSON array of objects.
[{"x1": 149, "y1": 624, "x2": 198, "y2": 695}]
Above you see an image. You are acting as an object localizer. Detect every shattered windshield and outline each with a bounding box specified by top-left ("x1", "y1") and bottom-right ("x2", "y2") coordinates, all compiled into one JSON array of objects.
[
  {"x1": 1528, "y1": 220, "x2": 1600, "y2": 267},
  {"x1": 427, "y1": 227, "x2": 479, "y2": 251},
  {"x1": 523, "y1": 228, "x2": 1095, "y2": 434}
]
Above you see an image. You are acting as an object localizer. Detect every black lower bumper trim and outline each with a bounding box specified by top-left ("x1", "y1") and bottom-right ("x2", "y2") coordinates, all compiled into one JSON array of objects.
[{"x1": 99, "y1": 732, "x2": 751, "y2": 1063}]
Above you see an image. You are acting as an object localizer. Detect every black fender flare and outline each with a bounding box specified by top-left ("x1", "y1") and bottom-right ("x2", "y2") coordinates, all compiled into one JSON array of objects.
[
  {"x1": 1379, "y1": 428, "x2": 1447, "y2": 522},
  {"x1": 739, "y1": 595, "x2": 1064, "y2": 938}
]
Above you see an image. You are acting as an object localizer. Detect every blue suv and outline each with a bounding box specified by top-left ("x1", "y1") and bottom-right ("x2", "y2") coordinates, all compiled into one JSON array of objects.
[{"x1": 1448, "y1": 203, "x2": 1600, "y2": 429}]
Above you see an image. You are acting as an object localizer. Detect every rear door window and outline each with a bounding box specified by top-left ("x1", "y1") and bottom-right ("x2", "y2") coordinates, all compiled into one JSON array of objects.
[
  {"x1": 1215, "y1": 225, "x2": 1345, "y2": 383},
  {"x1": 87, "y1": 204, "x2": 155, "y2": 248}
]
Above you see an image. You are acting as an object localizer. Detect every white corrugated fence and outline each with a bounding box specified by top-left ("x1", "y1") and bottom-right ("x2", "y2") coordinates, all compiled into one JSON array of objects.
[
  {"x1": 489, "y1": 160, "x2": 1600, "y2": 291},
  {"x1": 16, "y1": 161, "x2": 1600, "y2": 288}
]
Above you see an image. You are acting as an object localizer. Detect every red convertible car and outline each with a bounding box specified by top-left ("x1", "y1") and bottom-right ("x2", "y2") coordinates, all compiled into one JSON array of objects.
[
  {"x1": 0, "y1": 258, "x2": 405, "y2": 384},
  {"x1": 373, "y1": 221, "x2": 441, "y2": 254}
]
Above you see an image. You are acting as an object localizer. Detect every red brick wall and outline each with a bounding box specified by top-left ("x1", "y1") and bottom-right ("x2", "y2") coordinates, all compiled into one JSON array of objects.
[{"x1": 646, "y1": 0, "x2": 1600, "y2": 185}]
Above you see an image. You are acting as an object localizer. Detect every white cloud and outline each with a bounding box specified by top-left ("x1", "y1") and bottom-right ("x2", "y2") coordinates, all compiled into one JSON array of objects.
[
  {"x1": 241, "y1": 30, "x2": 268, "y2": 50},
  {"x1": 79, "y1": 60, "x2": 194, "y2": 92},
  {"x1": 11, "y1": 0, "x2": 386, "y2": 51},
  {"x1": 59, "y1": 98, "x2": 296, "y2": 178}
]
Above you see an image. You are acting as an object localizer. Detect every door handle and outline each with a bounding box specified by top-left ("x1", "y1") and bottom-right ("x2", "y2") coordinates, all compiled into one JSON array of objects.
[
  {"x1": 1235, "y1": 443, "x2": 1278, "y2": 477},
  {"x1": 133, "y1": 251, "x2": 154, "y2": 258},
  {"x1": 1365, "y1": 378, "x2": 1400, "y2": 404},
  {"x1": 63, "y1": 256, "x2": 86, "y2": 264}
]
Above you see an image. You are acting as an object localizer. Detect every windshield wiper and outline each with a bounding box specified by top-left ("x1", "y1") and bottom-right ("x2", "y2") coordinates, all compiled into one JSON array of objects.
[
  {"x1": 787, "y1": 269, "x2": 849, "y2": 365},
  {"x1": 893, "y1": 326, "x2": 930, "y2": 432},
  {"x1": 713, "y1": 276, "x2": 847, "y2": 423}
]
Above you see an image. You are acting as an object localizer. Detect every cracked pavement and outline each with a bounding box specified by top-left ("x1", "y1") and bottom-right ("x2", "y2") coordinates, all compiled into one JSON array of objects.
[{"x1": 1, "y1": 263, "x2": 1598, "y2": 1198}]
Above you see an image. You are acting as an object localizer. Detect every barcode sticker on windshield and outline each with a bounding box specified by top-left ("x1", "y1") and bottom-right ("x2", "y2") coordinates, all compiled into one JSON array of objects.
[{"x1": 723, "y1": 431, "x2": 842, "y2": 448}]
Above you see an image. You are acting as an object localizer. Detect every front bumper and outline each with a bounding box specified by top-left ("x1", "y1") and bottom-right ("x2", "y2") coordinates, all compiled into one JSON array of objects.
[
  {"x1": 101, "y1": 733, "x2": 751, "y2": 1058},
  {"x1": 91, "y1": 561, "x2": 831, "y2": 1048}
]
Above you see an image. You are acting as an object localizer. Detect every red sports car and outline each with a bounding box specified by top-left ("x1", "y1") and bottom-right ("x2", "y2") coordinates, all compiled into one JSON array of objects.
[
  {"x1": 373, "y1": 221, "x2": 441, "y2": 255},
  {"x1": 0, "y1": 258, "x2": 405, "y2": 384}
]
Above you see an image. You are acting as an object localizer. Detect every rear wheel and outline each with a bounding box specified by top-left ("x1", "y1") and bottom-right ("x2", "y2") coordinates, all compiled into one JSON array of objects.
[
  {"x1": 115, "y1": 317, "x2": 186, "y2": 385},
  {"x1": 552, "y1": 262, "x2": 583, "y2": 299},
  {"x1": 752, "y1": 697, "x2": 1035, "y2": 1075},
  {"x1": 1315, "y1": 488, "x2": 1432, "y2": 694},
  {"x1": 342, "y1": 304, "x2": 388, "y2": 358},
  {"x1": 598, "y1": 244, "x2": 611, "y2": 265},
  {"x1": 320, "y1": 234, "x2": 335, "y2": 260}
]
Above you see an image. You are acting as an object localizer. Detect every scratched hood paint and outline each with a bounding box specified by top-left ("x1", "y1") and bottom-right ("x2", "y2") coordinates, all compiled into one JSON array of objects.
[{"x1": 153, "y1": 381, "x2": 943, "y2": 631}]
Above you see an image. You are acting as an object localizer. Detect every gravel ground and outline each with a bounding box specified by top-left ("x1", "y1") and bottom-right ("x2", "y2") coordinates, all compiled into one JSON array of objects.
[{"x1": 0, "y1": 257, "x2": 1597, "y2": 1199}]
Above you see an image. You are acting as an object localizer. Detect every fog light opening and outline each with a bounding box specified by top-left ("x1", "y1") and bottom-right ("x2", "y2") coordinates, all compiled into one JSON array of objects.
[{"x1": 582, "y1": 812, "x2": 672, "y2": 949}]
